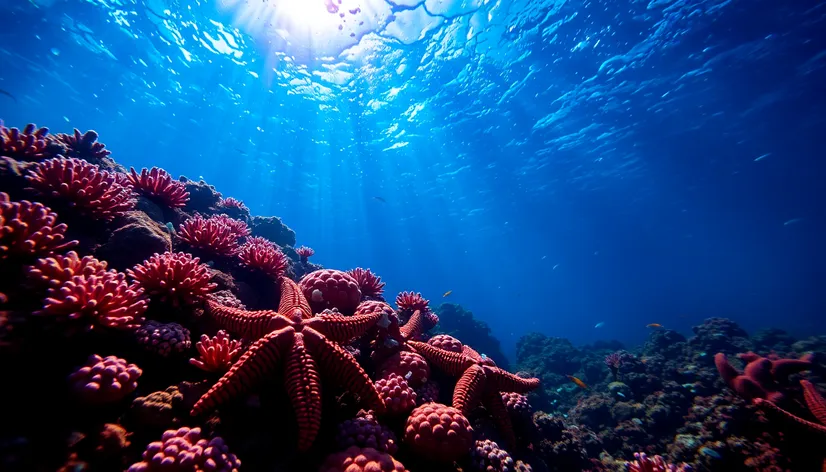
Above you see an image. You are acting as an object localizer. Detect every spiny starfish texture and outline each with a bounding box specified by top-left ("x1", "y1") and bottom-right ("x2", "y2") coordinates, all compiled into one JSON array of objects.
[
  {"x1": 408, "y1": 340, "x2": 541, "y2": 449},
  {"x1": 755, "y1": 380, "x2": 826, "y2": 434},
  {"x1": 191, "y1": 276, "x2": 386, "y2": 451}
]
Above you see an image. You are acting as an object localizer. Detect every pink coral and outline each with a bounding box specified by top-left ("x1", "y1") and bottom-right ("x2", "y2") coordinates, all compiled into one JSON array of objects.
[
  {"x1": 319, "y1": 446, "x2": 407, "y2": 472},
  {"x1": 237, "y1": 236, "x2": 289, "y2": 278},
  {"x1": 178, "y1": 215, "x2": 240, "y2": 257},
  {"x1": 54, "y1": 129, "x2": 111, "y2": 161},
  {"x1": 35, "y1": 270, "x2": 147, "y2": 330},
  {"x1": 379, "y1": 351, "x2": 430, "y2": 388},
  {"x1": 136, "y1": 321, "x2": 191, "y2": 357},
  {"x1": 295, "y1": 245, "x2": 315, "y2": 263},
  {"x1": 127, "y1": 252, "x2": 217, "y2": 306},
  {"x1": 501, "y1": 392, "x2": 532, "y2": 420},
  {"x1": 127, "y1": 427, "x2": 240, "y2": 472},
  {"x1": 0, "y1": 122, "x2": 60, "y2": 161},
  {"x1": 403, "y1": 403, "x2": 474, "y2": 462},
  {"x1": 0, "y1": 192, "x2": 77, "y2": 259},
  {"x1": 218, "y1": 197, "x2": 248, "y2": 212},
  {"x1": 189, "y1": 330, "x2": 243, "y2": 372},
  {"x1": 471, "y1": 439, "x2": 515, "y2": 472},
  {"x1": 25, "y1": 157, "x2": 136, "y2": 220},
  {"x1": 212, "y1": 214, "x2": 250, "y2": 238},
  {"x1": 336, "y1": 410, "x2": 399, "y2": 454},
  {"x1": 29, "y1": 251, "x2": 108, "y2": 288},
  {"x1": 126, "y1": 167, "x2": 189, "y2": 208},
  {"x1": 347, "y1": 267, "x2": 385, "y2": 300},
  {"x1": 626, "y1": 452, "x2": 692, "y2": 472},
  {"x1": 68, "y1": 354, "x2": 142, "y2": 403},
  {"x1": 395, "y1": 291, "x2": 429, "y2": 314},
  {"x1": 375, "y1": 374, "x2": 417, "y2": 415},
  {"x1": 299, "y1": 269, "x2": 362, "y2": 314},
  {"x1": 427, "y1": 334, "x2": 463, "y2": 353}
]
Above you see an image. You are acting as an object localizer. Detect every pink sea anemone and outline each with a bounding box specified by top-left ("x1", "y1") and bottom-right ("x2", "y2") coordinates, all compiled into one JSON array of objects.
[
  {"x1": 126, "y1": 167, "x2": 190, "y2": 208},
  {"x1": 348, "y1": 267, "x2": 385, "y2": 300},
  {"x1": 55, "y1": 129, "x2": 111, "y2": 161},
  {"x1": 127, "y1": 252, "x2": 217, "y2": 306},
  {"x1": 0, "y1": 192, "x2": 77, "y2": 260},
  {"x1": 189, "y1": 330, "x2": 244, "y2": 372},
  {"x1": 218, "y1": 197, "x2": 248, "y2": 212},
  {"x1": 295, "y1": 245, "x2": 315, "y2": 263},
  {"x1": 0, "y1": 122, "x2": 60, "y2": 161},
  {"x1": 29, "y1": 251, "x2": 108, "y2": 288},
  {"x1": 212, "y1": 214, "x2": 250, "y2": 238},
  {"x1": 178, "y1": 215, "x2": 240, "y2": 257},
  {"x1": 237, "y1": 236, "x2": 289, "y2": 278}
]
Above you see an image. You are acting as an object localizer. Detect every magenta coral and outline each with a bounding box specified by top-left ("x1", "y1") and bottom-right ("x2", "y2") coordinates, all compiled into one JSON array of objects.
[
  {"x1": 0, "y1": 192, "x2": 78, "y2": 259},
  {"x1": 127, "y1": 252, "x2": 217, "y2": 306},
  {"x1": 126, "y1": 167, "x2": 190, "y2": 208},
  {"x1": 501, "y1": 392, "x2": 533, "y2": 420},
  {"x1": 403, "y1": 403, "x2": 474, "y2": 462},
  {"x1": 25, "y1": 157, "x2": 136, "y2": 221},
  {"x1": 136, "y1": 321, "x2": 191, "y2": 357},
  {"x1": 427, "y1": 334, "x2": 463, "y2": 353},
  {"x1": 189, "y1": 330, "x2": 243, "y2": 372},
  {"x1": 375, "y1": 374, "x2": 417, "y2": 415},
  {"x1": 0, "y1": 122, "x2": 58, "y2": 161},
  {"x1": 55, "y1": 129, "x2": 111, "y2": 161},
  {"x1": 211, "y1": 214, "x2": 250, "y2": 238},
  {"x1": 379, "y1": 351, "x2": 430, "y2": 388},
  {"x1": 296, "y1": 245, "x2": 315, "y2": 263},
  {"x1": 471, "y1": 439, "x2": 515, "y2": 472},
  {"x1": 35, "y1": 270, "x2": 147, "y2": 330},
  {"x1": 348, "y1": 267, "x2": 385, "y2": 299},
  {"x1": 29, "y1": 251, "x2": 108, "y2": 288},
  {"x1": 178, "y1": 215, "x2": 241, "y2": 257},
  {"x1": 626, "y1": 452, "x2": 692, "y2": 472},
  {"x1": 237, "y1": 236, "x2": 289, "y2": 278},
  {"x1": 320, "y1": 446, "x2": 407, "y2": 472},
  {"x1": 68, "y1": 354, "x2": 142, "y2": 403},
  {"x1": 395, "y1": 291, "x2": 429, "y2": 314},
  {"x1": 218, "y1": 197, "x2": 248, "y2": 212},
  {"x1": 127, "y1": 426, "x2": 240, "y2": 472},
  {"x1": 336, "y1": 410, "x2": 399, "y2": 454},
  {"x1": 299, "y1": 269, "x2": 362, "y2": 314}
]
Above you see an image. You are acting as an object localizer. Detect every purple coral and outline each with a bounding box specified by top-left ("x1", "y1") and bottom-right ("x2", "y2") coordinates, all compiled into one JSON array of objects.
[
  {"x1": 68, "y1": 354, "x2": 142, "y2": 403},
  {"x1": 136, "y1": 321, "x2": 191, "y2": 357},
  {"x1": 626, "y1": 452, "x2": 691, "y2": 472},
  {"x1": 605, "y1": 351, "x2": 633, "y2": 381},
  {"x1": 127, "y1": 426, "x2": 240, "y2": 472},
  {"x1": 0, "y1": 192, "x2": 78, "y2": 260},
  {"x1": 335, "y1": 410, "x2": 398, "y2": 454}
]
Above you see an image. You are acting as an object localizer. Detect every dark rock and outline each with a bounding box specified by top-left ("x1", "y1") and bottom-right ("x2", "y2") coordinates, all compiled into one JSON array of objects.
[
  {"x1": 95, "y1": 211, "x2": 172, "y2": 270},
  {"x1": 517, "y1": 333, "x2": 581, "y2": 376},
  {"x1": 433, "y1": 303, "x2": 509, "y2": 369},
  {"x1": 0, "y1": 157, "x2": 33, "y2": 201},
  {"x1": 180, "y1": 177, "x2": 222, "y2": 214},
  {"x1": 251, "y1": 216, "x2": 296, "y2": 248}
]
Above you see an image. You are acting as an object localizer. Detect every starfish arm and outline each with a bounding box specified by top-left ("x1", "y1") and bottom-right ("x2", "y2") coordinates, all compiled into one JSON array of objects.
[
  {"x1": 303, "y1": 327, "x2": 385, "y2": 413},
  {"x1": 408, "y1": 340, "x2": 474, "y2": 376},
  {"x1": 453, "y1": 364, "x2": 486, "y2": 415},
  {"x1": 399, "y1": 309, "x2": 423, "y2": 340},
  {"x1": 755, "y1": 398, "x2": 826, "y2": 435},
  {"x1": 207, "y1": 301, "x2": 287, "y2": 339},
  {"x1": 462, "y1": 345, "x2": 483, "y2": 363},
  {"x1": 772, "y1": 355, "x2": 814, "y2": 381},
  {"x1": 285, "y1": 332, "x2": 323, "y2": 452},
  {"x1": 191, "y1": 326, "x2": 294, "y2": 416},
  {"x1": 488, "y1": 367, "x2": 541, "y2": 394},
  {"x1": 305, "y1": 311, "x2": 382, "y2": 344},
  {"x1": 483, "y1": 388, "x2": 517, "y2": 450},
  {"x1": 278, "y1": 276, "x2": 312, "y2": 319},
  {"x1": 802, "y1": 380, "x2": 826, "y2": 425}
]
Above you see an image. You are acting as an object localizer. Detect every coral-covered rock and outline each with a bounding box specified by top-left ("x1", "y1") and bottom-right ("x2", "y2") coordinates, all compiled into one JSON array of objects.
[
  {"x1": 95, "y1": 211, "x2": 172, "y2": 271},
  {"x1": 470, "y1": 439, "x2": 515, "y2": 472},
  {"x1": 126, "y1": 167, "x2": 189, "y2": 208},
  {"x1": 207, "y1": 290, "x2": 245, "y2": 310},
  {"x1": 379, "y1": 351, "x2": 430, "y2": 388},
  {"x1": 427, "y1": 334, "x2": 463, "y2": 353},
  {"x1": 403, "y1": 403, "x2": 473, "y2": 462},
  {"x1": 129, "y1": 386, "x2": 185, "y2": 428},
  {"x1": 238, "y1": 236, "x2": 290, "y2": 278},
  {"x1": 189, "y1": 330, "x2": 243, "y2": 372},
  {"x1": 501, "y1": 392, "x2": 532, "y2": 421},
  {"x1": 415, "y1": 381, "x2": 440, "y2": 405},
  {"x1": 136, "y1": 321, "x2": 192, "y2": 357},
  {"x1": 347, "y1": 267, "x2": 385, "y2": 300},
  {"x1": 320, "y1": 446, "x2": 407, "y2": 472},
  {"x1": 689, "y1": 318, "x2": 753, "y2": 360},
  {"x1": 127, "y1": 427, "x2": 240, "y2": 472},
  {"x1": 436, "y1": 303, "x2": 509, "y2": 369},
  {"x1": 375, "y1": 373, "x2": 417, "y2": 415},
  {"x1": 516, "y1": 333, "x2": 579, "y2": 378},
  {"x1": 68, "y1": 354, "x2": 142, "y2": 403},
  {"x1": 128, "y1": 252, "x2": 217, "y2": 306},
  {"x1": 336, "y1": 410, "x2": 398, "y2": 454},
  {"x1": 251, "y1": 215, "x2": 296, "y2": 247},
  {"x1": 0, "y1": 192, "x2": 78, "y2": 260},
  {"x1": 180, "y1": 177, "x2": 222, "y2": 214},
  {"x1": 25, "y1": 157, "x2": 136, "y2": 221},
  {"x1": 626, "y1": 452, "x2": 691, "y2": 472},
  {"x1": 299, "y1": 269, "x2": 362, "y2": 314}
]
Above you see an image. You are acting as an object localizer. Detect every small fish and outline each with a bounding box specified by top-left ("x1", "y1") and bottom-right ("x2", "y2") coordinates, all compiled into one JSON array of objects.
[
  {"x1": 783, "y1": 218, "x2": 803, "y2": 226},
  {"x1": 373, "y1": 196, "x2": 387, "y2": 203},
  {"x1": 594, "y1": 322, "x2": 605, "y2": 329},
  {"x1": 616, "y1": 392, "x2": 626, "y2": 398},
  {"x1": 442, "y1": 290, "x2": 452, "y2": 297},
  {"x1": 0, "y1": 88, "x2": 17, "y2": 103},
  {"x1": 646, "y1": 323, "x2": 664, "y2": 329},
  {"x1": 567, "y1": 375, "x2": 589, "y2": 389},
  {"x1": 753, "y1": 153, "x2": 771, "y2": 162}
]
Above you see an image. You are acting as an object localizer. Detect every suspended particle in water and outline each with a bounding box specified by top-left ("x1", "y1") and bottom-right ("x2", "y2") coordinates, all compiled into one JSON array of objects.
[{"x1": 50, "y1": 47, "x2": 60, "y2": 56}]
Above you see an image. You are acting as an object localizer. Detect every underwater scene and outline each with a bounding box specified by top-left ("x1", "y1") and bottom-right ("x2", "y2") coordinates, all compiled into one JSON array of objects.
[{"x1": 1, "y1": 0, "x2": 825, "y2": 470}]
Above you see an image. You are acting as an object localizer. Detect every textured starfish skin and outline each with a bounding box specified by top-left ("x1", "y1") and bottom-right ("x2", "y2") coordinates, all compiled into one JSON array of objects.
[
  {"x1": 191, "y1": 276, "x2": 385, "y2": 451},
  {"x1": 755, "y1": 380, "x2": 826, "y2": 435},
  {"x1": 409, "y1": 340, "x2": 540, "y2": 448}
]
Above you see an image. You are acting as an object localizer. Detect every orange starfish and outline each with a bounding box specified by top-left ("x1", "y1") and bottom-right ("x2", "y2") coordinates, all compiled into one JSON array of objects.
[
  {"x1": 408, "y1": 340, "x2": 540, "y2": 448},
  {"x1": 191, "y1": 276, "x2": 385, "y2": 451},
  {"x1": 755, "y1": 380, "x2": 826, "y2": 472}
]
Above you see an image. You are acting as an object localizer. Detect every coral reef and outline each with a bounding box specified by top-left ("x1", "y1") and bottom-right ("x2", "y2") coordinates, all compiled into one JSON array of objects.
[
  {"x1": 404, "y1": 403, "x2": 474, "y2": 462},
  {"x1": 126, "y1": 167, "x2": 190, "y2": 208}
]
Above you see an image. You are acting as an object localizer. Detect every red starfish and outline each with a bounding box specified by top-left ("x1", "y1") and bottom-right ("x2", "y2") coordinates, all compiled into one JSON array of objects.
[
  {"x1": 408, "y1": 340, "x2": 540, "y2": 449},
  {"x1": 191, "y1": 276, "x2": 385, "y2": 451},
  {"x1": 755, "y1": 380, "x2": 826, "y2": 472}
]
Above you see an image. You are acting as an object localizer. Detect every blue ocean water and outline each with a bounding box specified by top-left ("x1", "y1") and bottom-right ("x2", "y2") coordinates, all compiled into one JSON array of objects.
[{"x1": 1, "y1": 0, "x2": 824, "y2": 361}]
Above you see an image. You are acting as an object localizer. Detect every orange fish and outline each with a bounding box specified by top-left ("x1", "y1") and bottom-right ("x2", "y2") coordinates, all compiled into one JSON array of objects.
[
  {"x1": 567, "y1": 375, "x2": 589, "y2": 389},
  {"x1": 443, "y1": 290, "x2": 452, "y2": 297},
  {"x1": 646, "y1": 323, "x2": 663, "y2": 329}
]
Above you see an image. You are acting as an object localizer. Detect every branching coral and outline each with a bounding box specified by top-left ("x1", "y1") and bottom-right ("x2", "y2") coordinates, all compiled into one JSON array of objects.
[
  {"x1": 55, "y1": 129, "x2": 111, "y2": 161},
  {"x1": 25, "y1": 157, "x2": 136, "y2": 221},
  {"x1": 237, "y1": 236, "x2": 289, "y2": 278},
  {"x1": 626, "y1": 452, "x2": 692, "y2": 472},
  {"x1": 0, "y1": 192, "x2": 77, "y2": 259},
  {"x1": 296, "y1": 245, "x2": 315, "y2": 264},
  {"x1": 178, "y1": 215, "x2": 241, "y2": 257},
  {"x1": 126, "y1": 167, "x2": 190, "y2": 208},
  {"x1": 189, "y1": 330, "x2": 244, "y2": 372},
  {"x1": 348, "y1": 267, "x2": 385, "y2": 300},
  {"x1": 127, "y1": 252, "x2": 217, "y2": 306}
]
